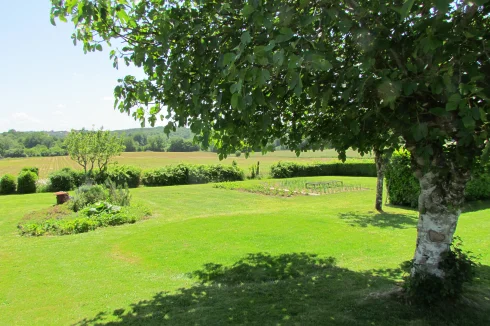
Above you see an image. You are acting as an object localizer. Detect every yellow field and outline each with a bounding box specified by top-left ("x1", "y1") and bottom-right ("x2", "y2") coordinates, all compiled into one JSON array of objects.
[{"x1": 0, "y1": 149, "x2": 373, "y2": 179}]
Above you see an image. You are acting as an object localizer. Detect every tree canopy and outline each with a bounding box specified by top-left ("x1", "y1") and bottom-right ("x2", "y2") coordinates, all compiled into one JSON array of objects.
[{"x1": 51, "y1": 0, "x2": 489, "y2": 286}]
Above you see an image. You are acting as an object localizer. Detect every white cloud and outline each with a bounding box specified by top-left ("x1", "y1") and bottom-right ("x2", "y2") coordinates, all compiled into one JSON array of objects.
[
  {"x1": 57, "y1": 104, "x2": 66, "y2": 109},
  {"x1": 11, "y1": 112, "x2": 42, "y2": 124},
  {"x1": 52, "y1": 110, "x2": 64, "y2": 116}
]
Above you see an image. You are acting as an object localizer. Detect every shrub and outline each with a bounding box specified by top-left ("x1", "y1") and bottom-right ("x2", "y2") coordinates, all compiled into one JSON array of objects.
[
  {"x1": 270, "y1": 161, "x2": 376, "y2": 179},
  {"x1": 99, "y1": 165, "x2": 142, "y2": 188},
  {"x1": 21, "y1": 167, "x2": 39, "y2": 176},
  {"x1": 235, "y1": 150, "x2": 241, "y2": 157},
  {"x1": 59, "y1": 167, "x2": 86, "y2": 187},
  {"x1": 17, "y1": 171, "x2": 38, "y2": 194},
  {"x1": 48, "y1": 170, "x2": 75, "y2": 191},
  {"x1": 69, "y1": 184, "x2": 108, "y2": 212},
  {"x1": 0, "y1": 174, "x2": 16, "y2": 195},
  {"x1": 384, "y1": 150, "x2": 420, "y2": 208},
  {"x1": 402, "y1": 237, "x2": 479, "y2": 304},
  {"x1": 385, "y1": 150, "x2": 490, "y2": 207},
  {"x1": 142, "y1": 163, "x2": 244, "y2": 187},
  {"x1": 105, "y1": 179, "x2": 131, "y2": 206}
]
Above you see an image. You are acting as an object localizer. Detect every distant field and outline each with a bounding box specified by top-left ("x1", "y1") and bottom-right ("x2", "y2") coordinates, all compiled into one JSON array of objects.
[{"x1": 0, "y1": 149, "x2": 373, "y2": 178}]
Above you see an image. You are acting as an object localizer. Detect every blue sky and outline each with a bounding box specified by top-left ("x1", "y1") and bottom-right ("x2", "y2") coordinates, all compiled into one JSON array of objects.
[{"x1": 0, "y1": 1, "x2": 149, "y2": 132}]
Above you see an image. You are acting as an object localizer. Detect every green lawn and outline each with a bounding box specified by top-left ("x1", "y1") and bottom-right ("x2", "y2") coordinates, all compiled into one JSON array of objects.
[{"x1": 0, "y1": 177, "x2": 489, "y2": 325}]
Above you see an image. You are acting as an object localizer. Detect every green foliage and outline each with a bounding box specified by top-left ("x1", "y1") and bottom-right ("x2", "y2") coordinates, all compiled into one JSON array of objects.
[
  {"x1": 98, "y1": 165, "x2": 142, "y2": 188},
  {"x1": 16, "y1": 171, "x2": 38, "y2": 194},
  {"x1": 402, "y1": 237, "x2": 480, "y2": 305},
  {"x1": 65, "y1": 128, "x2": 125, "y2": 176},
  {"x1": 167, "y1": 138, "x2": 200, "y2": 152},
  {"x1": 0, "y1": 174, "x2": 16, "y2": 195},
  {"x1": 235, "y1": 150, "x2": 241, "y2": 157},
  {"x1": 20, "y1": 167, "x2": 39, "y2": 176},
  {"x1": 105, "y1": 179, "x2": 131, "y2": 206},
  {"x1": 385, "y1": 150, "x2": 420, "y2": 208},
  {"x1": 0, "y1": 130, "x2": 67, "y2": 158},
  {"x1": 142, "y1": 164, "x2": 244, "y2": 187},
  {"x1": 386, "y1": 151, "x2": 490, "y2": 207},
  {"x1": 48, "y1": 170, "x2": 75, "y2": 191},
  {"x1": 270, "y1": 162, "x2": 376, "y2": 178},
  {"x1": 69, "y1": 184, "x2": 108, "y2": 212},
  {"x1": 18, "y1": 202, "x2": 149, "y2": 236}
]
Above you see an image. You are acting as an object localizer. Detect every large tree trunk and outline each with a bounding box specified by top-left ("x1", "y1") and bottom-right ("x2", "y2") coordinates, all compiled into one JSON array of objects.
[
  {"x1": 374, "y1": 149, "x2": 384, "y2": 212},
  {"x1": 412, "y1": 165, "x2": 470, "y2": 277}
]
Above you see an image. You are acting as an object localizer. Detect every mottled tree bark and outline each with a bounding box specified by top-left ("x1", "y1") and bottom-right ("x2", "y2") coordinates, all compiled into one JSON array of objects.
[
  {"x1": 374, "y1": 149, "x2": 384, "y2": 212},
  {"x1": 411, "y1": 154, "x2": 470, "y2": 277}
]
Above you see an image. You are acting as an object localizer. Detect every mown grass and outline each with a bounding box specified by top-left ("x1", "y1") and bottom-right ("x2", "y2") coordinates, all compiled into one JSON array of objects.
[
  {"x1": 0, "y1": 149, "x2": 372, "y2": 178},
  {"x1": 0, "y1": 176, "x2": 488, "y2": 325}
]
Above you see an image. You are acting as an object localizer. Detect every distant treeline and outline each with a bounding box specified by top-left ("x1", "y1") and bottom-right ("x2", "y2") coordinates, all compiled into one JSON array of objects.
[{"x1": 0, "y1": 127, "x2": 298, "y2": 159}]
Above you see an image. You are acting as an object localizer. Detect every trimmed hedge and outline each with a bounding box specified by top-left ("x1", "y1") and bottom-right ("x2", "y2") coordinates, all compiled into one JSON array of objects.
[
  {"x1": 49, "y1": 170, "x2": 75, "y2": 191},
  {"x1": 0, "y1": 174, "x2": 17, "y2": 195},
  {"x1": 97, "y1": 165, "x2": 142, "y2": 188},
  {"x1": 142, "y1": 164, "x2": 244, "y2": 187},
  {"x1": 17, "y1": 171, "x2": 38, "y2": 194},
  {"x1": 270, "y1": 161, "x2": 376, "y2": 178},
  {"x1": 385, "y1": 150, "x2": 490, "y2": 207},
  {"x1": 384, "y1": 150, "x2": 420, "y2": 208},
  {"x1": 21, "y1": 167, "x2": 39, "y2": 176}
]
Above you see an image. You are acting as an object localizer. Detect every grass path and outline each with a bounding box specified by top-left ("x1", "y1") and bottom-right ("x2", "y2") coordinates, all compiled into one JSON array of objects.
[{"x1": 0, "y1": 177, "x2": 488, "y2": 325}]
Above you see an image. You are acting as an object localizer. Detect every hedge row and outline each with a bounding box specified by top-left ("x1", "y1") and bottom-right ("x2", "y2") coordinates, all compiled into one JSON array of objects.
[
  {"x1": 0, "y1": 167, "x2": 39, "y2": 195},
  {"x1": 385, "y1": 150, "x2": 490, "y2": 208},
  {"x1": 270, "y1": 161, "x2": 376, "y2": 178},
  {"x1": 142, "y1": 164, "x2": 245, "y2": 186}
]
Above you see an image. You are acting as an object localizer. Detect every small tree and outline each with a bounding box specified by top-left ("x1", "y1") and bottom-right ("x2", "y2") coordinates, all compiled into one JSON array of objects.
[{"x1": 65, "y1": 129, "x2": 125, "y2": 177}]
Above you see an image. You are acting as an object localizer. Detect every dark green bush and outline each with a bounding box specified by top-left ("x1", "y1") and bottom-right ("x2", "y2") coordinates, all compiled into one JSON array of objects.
[
  {"x1": 17, "y1": 171, "x2": 38, "y2": 194},
  {"x1": 57, "y1": 168, "x2": 86, "y2": 187},
  {"x1": 402, "y1": 237, "x2": 479, "y2": 304},
  {"x1": 142, "y1": 164, "x2": 244, "y2": 187},
  {"x1": 98, "y1": 165, "x2": 142, "y2": 188},
  {"x1": 21, "y1": 167, "x2": 39, "y2": 176},
  {"x1": 0, "y1": 174, "x2": 16, "y2": 195},
  {"x1": 270, "y1": 161, "x2": 376, "y2": 178},
  {"x1": 69, "y1": 184, "x2": 108, "y2": 212},
  {"x1": 384, "y1": 150, "x2": 420, "y2": 208},
  {"x1": 385, "y1": 150, "x2": 490, "y2": 207},
  {"x1": 48, "y1": 170, "x2": 75, "y2": 191}
]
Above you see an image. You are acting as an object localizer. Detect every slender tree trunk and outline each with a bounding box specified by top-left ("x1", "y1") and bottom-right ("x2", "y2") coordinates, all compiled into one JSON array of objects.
[
  {"x1": 411, "y1": 165, "x2": 470, "y2": 277},
  {"x1": 374, "y1": 149, "x2": 384, "y2": 212}
]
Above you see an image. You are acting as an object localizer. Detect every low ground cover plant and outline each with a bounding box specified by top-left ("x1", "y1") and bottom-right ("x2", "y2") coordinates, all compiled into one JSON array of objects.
[
  {"x1": 214, "y1": 178, "x2": 367, "y2": 197},
  {"x1": 17, "y1": 183, "x2": 150, "y2": 236}
]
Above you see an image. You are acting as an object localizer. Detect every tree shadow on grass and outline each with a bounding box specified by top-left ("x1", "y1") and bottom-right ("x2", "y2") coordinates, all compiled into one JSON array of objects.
[
  {"x1": 462, "y1": 200, "x2": 490, "y2": 214},
  {"x1": 75, "y1": 253, "x2": 490, "y2": 326},
  {"x1": 338, "y1": 211, "x2": 418, "y2": 229}
]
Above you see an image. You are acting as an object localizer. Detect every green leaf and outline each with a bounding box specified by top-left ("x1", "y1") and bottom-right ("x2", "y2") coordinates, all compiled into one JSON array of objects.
[
  {"x1": 400, "y1": 0, "x2": 415, "y2": 20},
  {"x1": 462, "y1": 115, "x2": 475, "y2": 129},
  {"x1": 412, "y1": 123, "x2": 428, "y2": 141},
  {"x1": 275, "y1": 28, "x2": 294, "y2": 43},
  {"x1": 309, "y1": 54, "x2": 332, "y2": 71},
  {"x1": 258, "y1": 69, "x2": 270, "y2": 86},
  {"x1": 231, "y1": 93, "x2": 239, "y2": 109},
  {"x1": 273, "y1": 50, "x2": 285, "y2": 67},
  {"x1": 95, "y1": 44, "x2": 103, "y2": 51},
  {"x1": 241, "y1": 5, "x2": 255, "y2": 17},
  {"x1": 430, "y1": 107, "x2": 449, "y2": 117},
  {"x1": 240, "y1": 31, "x2": 251, "y2": 45},
  {"x1": 435, "y1": 0, "x2": 451, "y2": 14},
  {"x1": 223, "y1": 53, "x2": 235, "y2": 66},
  {"x1": 446, "y1": 94, "x2": 461, "y2": 111}
]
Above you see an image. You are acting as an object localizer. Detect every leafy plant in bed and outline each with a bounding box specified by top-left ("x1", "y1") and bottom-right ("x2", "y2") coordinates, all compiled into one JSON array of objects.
[{"x1": 18, "y1": 182, "x2": 151, "y2": 236}]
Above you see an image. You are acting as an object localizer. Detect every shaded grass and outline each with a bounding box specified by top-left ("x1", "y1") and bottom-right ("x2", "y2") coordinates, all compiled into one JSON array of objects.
[
  {"x1": 0, "y1": 176, "x2": 488, "y2": 325},
  {"x1": 75, "y1": 253, "x2": 490, "y2": 326}
]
